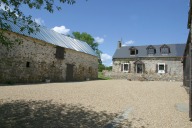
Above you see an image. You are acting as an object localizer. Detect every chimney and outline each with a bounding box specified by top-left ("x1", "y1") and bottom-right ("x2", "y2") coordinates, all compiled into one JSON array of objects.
[{"x1": 117, "y1": 41, "x2": 122, "y2": 49}]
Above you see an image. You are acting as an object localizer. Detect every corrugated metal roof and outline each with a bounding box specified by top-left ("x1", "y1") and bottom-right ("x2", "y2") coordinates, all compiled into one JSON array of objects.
[
  {"x1": 113, "y1": 44, "x2": 186, "y2": 59},
  {"x1": 1, "y1": 19, "x2": 97, "y2": 57}
]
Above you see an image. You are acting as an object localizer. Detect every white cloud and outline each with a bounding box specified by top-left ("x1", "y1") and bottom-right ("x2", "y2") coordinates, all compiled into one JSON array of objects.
[
  {"x1": 101, "y1": 53, "x2": 112, "y2": 66},
  {"x1": 101, "y1": 53, "x2": 112, "y2": 62},
  {"x1": 34, "y1": 18, "x2": 45, "y2": 25},
  {"x1": 52, "y1": 26, "x2": 70, "y2": 35},
  {"x1": 122, "y1": 40, "x2": 135, "y2": 46},
  {"x1": 94, "y1": 37, "x2": 104, "y2": 44}
]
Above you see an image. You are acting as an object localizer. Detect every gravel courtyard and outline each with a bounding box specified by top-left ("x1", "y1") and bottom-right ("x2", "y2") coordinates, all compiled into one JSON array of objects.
[{"x1": 0, "y1": 80, "x2": 192, "y2": 128}]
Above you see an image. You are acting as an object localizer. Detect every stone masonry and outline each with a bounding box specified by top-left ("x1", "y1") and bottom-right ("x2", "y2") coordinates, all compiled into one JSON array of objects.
[{"x1": 0, "y1": 31, "x2": 98, "y2": 83}]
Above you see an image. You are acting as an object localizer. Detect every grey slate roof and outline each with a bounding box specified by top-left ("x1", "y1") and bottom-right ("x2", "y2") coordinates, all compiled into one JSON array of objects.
[
  {"x1": 0, "y1": 18, "x2": 97, "y2": 57},
  {"x1": 113, "y1": 44, "x2": 186, "y2": 59}
]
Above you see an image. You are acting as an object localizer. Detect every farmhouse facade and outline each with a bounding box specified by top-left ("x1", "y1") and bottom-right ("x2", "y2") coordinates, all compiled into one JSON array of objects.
[
  {"x1": 111, "y1": 41, "x2": 185, "y2": 81},
  {"x1": 0, "y1": 20, "x2": 98, "y2": 83}
]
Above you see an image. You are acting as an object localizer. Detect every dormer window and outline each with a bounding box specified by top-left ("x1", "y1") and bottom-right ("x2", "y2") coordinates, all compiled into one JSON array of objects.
[
  {"x1": 160, "y1": 44, "x2": 170, "y2": 55},
  {"x1": 146, "y1": 45, "x2": 156, "y2": 55},
  {"x1": 129, "y1": 47, "x2": 138, "y2": 55}
]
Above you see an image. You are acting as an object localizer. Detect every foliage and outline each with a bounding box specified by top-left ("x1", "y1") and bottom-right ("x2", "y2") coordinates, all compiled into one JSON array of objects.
[
  {"x1": 98, "y1": 64, "x2": 112, "y2": 72},
  {"x1": 72, "y1": 32, "x2": 102, "y2": 57},
  {"x1": 98, "y1": 63, "x2": 105, "y2": 72},
  {"x1": 0, "y1": 0, "x2": 77, "y2": 47},
  {"x1": 0, "y1": 31, "x2": 22, "y2": 49},
  {"x1": 98, "y1": 72, "x2": 111, "y2": 80},
  {"x1": 105, "y1": 66, "x2": 112, "y2": 71}
]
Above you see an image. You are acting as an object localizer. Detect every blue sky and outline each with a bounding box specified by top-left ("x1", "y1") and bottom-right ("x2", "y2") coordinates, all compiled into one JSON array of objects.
[{"x1": 3, "y1": 0, "x2": 190, "y2": 66}]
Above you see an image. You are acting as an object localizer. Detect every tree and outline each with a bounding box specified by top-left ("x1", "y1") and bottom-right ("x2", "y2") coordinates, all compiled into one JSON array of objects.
[
  {"x1": 72, "y1": 32, "x2": 102, "y2": 58},
  {"x1": 98, "y1": 63, "x2": 105, "y2": 72},
  {"x1": 72, "y1": 32, "x2": 98, "y2": 51},
  {"x1": 0, "y1": 0, "x2": 77, "y2": 48}
]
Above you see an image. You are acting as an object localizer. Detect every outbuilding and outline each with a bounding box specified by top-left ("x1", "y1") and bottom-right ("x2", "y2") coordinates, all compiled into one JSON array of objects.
[{"x1": 0, "y1": 20, "x2": 98, "y2": 83}]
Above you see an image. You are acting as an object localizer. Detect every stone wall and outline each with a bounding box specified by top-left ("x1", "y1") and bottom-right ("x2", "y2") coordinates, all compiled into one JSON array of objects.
[
  {"x1": 103, "y1": 71, "x2": 182, "y2": 81},
  {"x1": 111, "y1": 58, "x2": 183, "y2": 81},
  {"x1": 0, "y1": 31, "x2": 98, "y2": 83}
]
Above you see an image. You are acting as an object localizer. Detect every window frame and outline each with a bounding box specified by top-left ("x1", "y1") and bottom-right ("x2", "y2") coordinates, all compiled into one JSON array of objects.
[
  {"x1": 160, "y1": 44, "x2": 170, "y2": 55},
  {"x1": 146, "y1": 45, "x2": 156, "y2": 55},
  {"x1": 129, "y1": 47, "x2": 138, "y2": 56},
  {"x1": 147, "y1": 48, "x2": 155, "y2": 55},
  {"x1": 158, "y1": 63, "x2": 165, "y2": 73},
  {"x1": 121, "y1": 63, "x2": 130, "y2": 73}
]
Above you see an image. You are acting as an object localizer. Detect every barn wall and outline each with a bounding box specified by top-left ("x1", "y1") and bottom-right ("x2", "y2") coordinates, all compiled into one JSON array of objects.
[{"x1": 0, "y1": 31, "x2": 98, "y2": 83}]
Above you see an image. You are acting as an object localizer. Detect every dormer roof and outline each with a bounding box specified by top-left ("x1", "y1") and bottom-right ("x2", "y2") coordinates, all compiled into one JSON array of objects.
[{"x1": 113, "y1": 44, "x2": 185, "y2": 59}]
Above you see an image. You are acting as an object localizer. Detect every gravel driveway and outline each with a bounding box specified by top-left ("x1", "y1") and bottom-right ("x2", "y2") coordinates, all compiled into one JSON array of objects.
[{"x1": 0, "y1": 80, "x2": 192, "y2": 128}]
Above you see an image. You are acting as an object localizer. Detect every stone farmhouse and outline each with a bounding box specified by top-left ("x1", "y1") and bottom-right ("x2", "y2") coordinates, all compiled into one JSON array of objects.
[
  {"x1": 111, "y1": 41, "x2": 185, "y2": 81},
  {"x1": 0, "y1": 20, "x2": 98, "y2": 83}
]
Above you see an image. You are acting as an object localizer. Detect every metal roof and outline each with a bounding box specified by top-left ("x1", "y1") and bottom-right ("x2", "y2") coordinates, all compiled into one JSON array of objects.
[
  {"x1": 1, "y1": 19, "x2": 97, "y2": 57},
  {"x1": 113, "y1": 44, "x2": 186, "y2": 59}
]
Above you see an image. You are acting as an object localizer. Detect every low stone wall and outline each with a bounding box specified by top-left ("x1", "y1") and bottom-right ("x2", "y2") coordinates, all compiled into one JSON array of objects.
[{"x1": 103, "y1": 71, "x2": 182, "y2": 82}]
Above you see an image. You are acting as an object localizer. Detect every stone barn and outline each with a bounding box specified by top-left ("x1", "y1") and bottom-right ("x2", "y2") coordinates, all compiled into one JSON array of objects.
[
  {"x1": 0, "y1": 21, "x2": 98, "y2": 83},
  {"x1": 111, "y1": 41, "x2": 185, "y2": 81}
]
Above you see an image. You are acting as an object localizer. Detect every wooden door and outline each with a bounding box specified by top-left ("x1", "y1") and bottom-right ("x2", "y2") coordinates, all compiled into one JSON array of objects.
[
  {"x1": 137, "y1": 64, "x2": 143, "y2": 73},
  {"x1": 66, "y1": 64, "x2": 74, "y2": 81}
]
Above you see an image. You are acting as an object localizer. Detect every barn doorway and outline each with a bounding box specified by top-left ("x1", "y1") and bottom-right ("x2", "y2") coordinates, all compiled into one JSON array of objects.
[{"x1": 66, "y1": 64, "x2": 74, "y2": 81}]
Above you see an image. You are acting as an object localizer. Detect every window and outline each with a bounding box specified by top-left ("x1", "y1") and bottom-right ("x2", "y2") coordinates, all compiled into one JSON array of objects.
[
  {"x1": 157, "y1": 63, "x2": 165, "y2": 73},
  {"x1": 121, "y1": 63, "x2": 130, "y2": 72},
  {"x1": 26, "y1": 62, "x2": 30, "y2": 67},
  {"x1": 161, "y1": 48, "x2": 169, "y2": 54},
  {"x1": 130, "y1": 49, "x2": 136, "y2": 55},
  {"x1": 88, "y1": 67, "x2": 92, "y2": 73},
  {"x1": 55, "y1": 46, "x2": 65, "y2": 59},
  {"x1": 146, "y1": 45, "x2": 156, "y2": 55},
  {"x1": 160, "y1": 44, "x2": 170, "y2": 55},
  {"x1": 129, "y1": 47, "x2": 138, "y2": 55}
]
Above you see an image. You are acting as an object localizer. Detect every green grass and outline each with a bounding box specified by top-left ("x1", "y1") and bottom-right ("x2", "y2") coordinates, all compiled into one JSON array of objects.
[{"x1": 98, "y1": 72, "x2": 111, "y2": 80}]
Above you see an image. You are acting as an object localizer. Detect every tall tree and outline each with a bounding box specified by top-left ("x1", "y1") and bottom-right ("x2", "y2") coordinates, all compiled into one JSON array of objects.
[
  {"x1": 0, "y1": 0, "x2": 77, "y2": 48},
  {"x1": 72, "y1": 32, "x2": 102, "y2": 59}
]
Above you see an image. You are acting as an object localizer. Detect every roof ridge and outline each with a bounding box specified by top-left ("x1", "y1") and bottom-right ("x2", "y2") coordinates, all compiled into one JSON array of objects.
[{"x1": 121, "y1": 43, "x2": 185, "y2": 47}]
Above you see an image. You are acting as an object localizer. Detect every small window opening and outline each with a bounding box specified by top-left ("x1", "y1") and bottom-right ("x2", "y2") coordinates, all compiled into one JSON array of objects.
[
  {"x1": 129, "y1": 47, "x2": 138, "y2": 55},
  {"x1": 130, "y1": 49, "x2": 138, "y2": 55},
  {"x1": 55, "y1": 46, "x2": 64, "y2": 59},
  {"x1": 130, "y1": 50, "x2": 136, "y2": 55},
  {"x1": 89, "y1": 67, "x2": 92, "y2": 73},
  {"x1": 26, "y1": 62, "x2": 30, "y2": 67}
]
